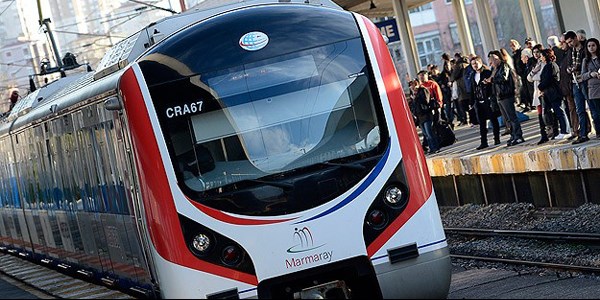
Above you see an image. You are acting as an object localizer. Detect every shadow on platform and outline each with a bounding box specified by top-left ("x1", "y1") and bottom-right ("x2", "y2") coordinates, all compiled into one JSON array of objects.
[{"x1": 420, "y1": 110, "x2": 600, "y2": 208}]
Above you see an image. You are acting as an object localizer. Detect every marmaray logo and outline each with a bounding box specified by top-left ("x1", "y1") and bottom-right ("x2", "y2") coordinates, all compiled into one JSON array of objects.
[
  {"x1": 285, "y1": 227, "x2": 333, "y2": 269},
  {"x1": 287, "y1": 227, "x2": 324, "y2": 253}
]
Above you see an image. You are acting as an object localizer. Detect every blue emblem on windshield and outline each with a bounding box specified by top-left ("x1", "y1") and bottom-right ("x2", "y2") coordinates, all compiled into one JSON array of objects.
[{"x1": 239, "y1": 31, "x2": 269, "y2": 51}]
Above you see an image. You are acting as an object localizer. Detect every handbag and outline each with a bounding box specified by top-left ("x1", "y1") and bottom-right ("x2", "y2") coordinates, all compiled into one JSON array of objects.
[
  {"x1": 489, "y1": 97, "x2": 500, "y2": 112},
  {"x1": 451, "y1": 81, "x2": 459, "y2": 100},
  {"x1": 429, "y1": 98, "x2": 440, "y2": 110}
]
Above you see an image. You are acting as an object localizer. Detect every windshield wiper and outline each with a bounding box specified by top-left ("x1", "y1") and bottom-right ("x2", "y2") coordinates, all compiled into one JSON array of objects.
[
  {"x1": 319, "y1": 154, "x2": 384, "y2": 171},
  {"x1": 247, "y1": 179, "x2": 293, "y2": 190},
  {"x1": 320, "y1": 161, "x2": 366, "y2": 170}
]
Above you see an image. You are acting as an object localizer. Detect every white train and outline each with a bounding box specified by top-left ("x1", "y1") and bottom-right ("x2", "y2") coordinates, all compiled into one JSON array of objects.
[{"x1": 0, "y1": 0, "x2": 451, "y2": 298}]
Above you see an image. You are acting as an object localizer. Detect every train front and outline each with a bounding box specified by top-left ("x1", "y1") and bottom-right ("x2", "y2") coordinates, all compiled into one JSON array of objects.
[{"x1": 119, "y1": 2, "x2": 451, "y2": 298}]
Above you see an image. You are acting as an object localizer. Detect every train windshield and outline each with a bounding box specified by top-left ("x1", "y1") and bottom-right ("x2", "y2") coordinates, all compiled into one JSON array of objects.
[
  {"x1": 171, "y1": 39, "x2": 380, "y2": 191},
  {"x1": 157, "y1": 38, "x2": 384, "y2": 194}
]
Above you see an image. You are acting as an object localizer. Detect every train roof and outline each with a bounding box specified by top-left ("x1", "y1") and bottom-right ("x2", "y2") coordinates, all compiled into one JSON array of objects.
[
  {"x1": 93, "y1": 0, "x2": 342, "y2": 80},
  {"x1": 0, "y1": 0, "x2": 343, "y2": 137},
  {"x1": 0, "y1": 69, "x2": 123, "y2": 137}
]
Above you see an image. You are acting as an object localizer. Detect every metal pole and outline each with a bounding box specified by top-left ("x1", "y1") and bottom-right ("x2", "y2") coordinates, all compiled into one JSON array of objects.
[
  {"x1": 480, "y1": 175, "x2": 488, "y2": 205},
  {"x1": 552, "y1": 0, "x2": 566, "y2": 34},
  {"x1": 544, "y1": 171, "x2": 553, "y2": 207},
  {"x1": 36, "y1": 0, "x2": 62, "y2": 68},
  {"x1": 580, "y1": 172, "x2": 588, "y2": 204},
  {"x1": 453, "y1": 175, "x2": 461, "y2": 206},
  {"x1": 391, "y1": 0, "x2": 419, "y2": 78},
  {"x1": 42, "y1": 19, "x2": 63, "y2": 68}
]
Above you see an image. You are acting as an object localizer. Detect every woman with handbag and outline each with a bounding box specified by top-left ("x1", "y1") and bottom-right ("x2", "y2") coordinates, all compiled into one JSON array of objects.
[
  {"x1": 581, "y1": 38, "x2": 600, "y2": 139},
  {"x1": 486, "y1": 50, "x2": 525, "y2": 146},
  {"x1": 470, "y1": 56, "x2": 500, "y2": 150}
]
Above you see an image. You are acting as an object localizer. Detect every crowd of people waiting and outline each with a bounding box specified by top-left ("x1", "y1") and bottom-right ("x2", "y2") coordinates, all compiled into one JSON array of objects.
[{"x1": 407, "y1": 29, "x2": 600, "y2": 154}]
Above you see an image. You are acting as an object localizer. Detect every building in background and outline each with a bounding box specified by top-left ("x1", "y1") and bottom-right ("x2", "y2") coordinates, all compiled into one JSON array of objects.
[
  {"x1": 0, "y1": 0, "x2": 596, "y2": 107},
  {"x1": 0, "y1": 0, "x2": 176, "y2": 109},
  {"x1": 379, "y1": 0, "x2": 559, "y2": 83},
  {"x1": 46, "y1": 0, "x2": 174, "y2": 70}
]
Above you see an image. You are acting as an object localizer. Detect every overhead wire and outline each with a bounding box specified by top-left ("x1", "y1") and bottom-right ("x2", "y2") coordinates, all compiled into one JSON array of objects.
[
  {"x1": 0, "y1": 0, "x2": 15, "y2": 18},
  {"x1": 2, "y1": 2, "x2": 166, "y2": 90},
  {"x1": 53, "y1": 30, "x2": 126, "y2": 39},
  {"x1": 128, "y1": 0, "x2": 177, "y2": 14},
  {"x1": 54, "y1": 7, "x2": 151, "y2": 29}
]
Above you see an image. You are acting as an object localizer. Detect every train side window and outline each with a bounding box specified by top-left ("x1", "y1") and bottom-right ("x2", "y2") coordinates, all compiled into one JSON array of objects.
[
  {"x1": 26, "y1": 129, "x2": 43, "y2": 208},
  {"x1": 47, "y1": 120, "x2": 64, "y2": 210},
  {"x1": 39, "y1": 123, "x2": 54, "y2": 210},
  {"x1": 0, "y1": 137, "x2": 6, "y2": 208},
  {"x1": 98, "y1": 110, "x2": 129, "y2": 215},
  {"x1": 90, "y1": 124, "x2": 111, "y2": 213},
  {"x1": 83, "y1": 128, "x2": 103, "y2": 212}
]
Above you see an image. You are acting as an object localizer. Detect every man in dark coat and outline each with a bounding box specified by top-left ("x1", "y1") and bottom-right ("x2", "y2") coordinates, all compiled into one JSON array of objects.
[{"x1": 470, "y1": 56, "x2": 500, "y2": 150}]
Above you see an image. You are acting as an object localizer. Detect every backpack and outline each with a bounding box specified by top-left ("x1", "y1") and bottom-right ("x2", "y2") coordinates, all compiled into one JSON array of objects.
[
  {"x1": 413, "y1": 87, "x2": 431, "y2": 115},
  {"x1": 433, "y1": 121, "x2": 457, "y2": 147}
]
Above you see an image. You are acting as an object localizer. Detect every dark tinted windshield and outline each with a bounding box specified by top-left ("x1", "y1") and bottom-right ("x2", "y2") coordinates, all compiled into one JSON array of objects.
[
  {"x1": 153, "y1": 39, "x2": 381, "y2": 191},
  {"x1": 140, "y1": 4, "x2": 389, "y2": 215}
]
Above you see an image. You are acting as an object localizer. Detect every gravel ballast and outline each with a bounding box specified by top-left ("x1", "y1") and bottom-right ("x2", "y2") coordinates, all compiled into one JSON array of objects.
[{"x1": 440, "y1": 203, "x2": 600, "y2": 277}]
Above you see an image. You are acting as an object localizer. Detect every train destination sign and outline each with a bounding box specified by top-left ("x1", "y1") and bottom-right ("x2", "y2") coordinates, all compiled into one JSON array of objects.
[{"x1": 375, "y1": 19, "x2": 400, "y2": 43}]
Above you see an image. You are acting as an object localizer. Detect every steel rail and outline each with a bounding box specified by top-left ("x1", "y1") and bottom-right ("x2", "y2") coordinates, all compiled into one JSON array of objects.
[
  {"x1": 445, "y1": 228, "x2": 600, "y2": 243},
  {"x1": 451, "y1": 254, "x2": 600, "y2": 273}
]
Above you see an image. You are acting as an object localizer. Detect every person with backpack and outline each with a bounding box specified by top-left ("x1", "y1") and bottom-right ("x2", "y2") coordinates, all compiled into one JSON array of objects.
[
  {"x1": 450, "y1": 53, "x2": 470, "y2": 126},
  {"x1": 409, "y1": 79, "x2": 440, "y2": 154},
  {"x1": 418, "y1": 70, "x2": 443, "y2": 123}
]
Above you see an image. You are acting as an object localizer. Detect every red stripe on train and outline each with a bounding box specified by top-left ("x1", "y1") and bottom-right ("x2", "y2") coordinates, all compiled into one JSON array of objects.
[
  {"x1": 360, "y1": 16, "x2": 434, "y2": 256},
  {"x1": 119, "y1": 67, "x2": 258, "y2": 285}
]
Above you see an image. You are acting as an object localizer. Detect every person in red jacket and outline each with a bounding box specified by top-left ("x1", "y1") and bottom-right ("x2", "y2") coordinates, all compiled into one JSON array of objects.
[
  {"x1": 418, "y1": 70, "x2": 443, "y2": 122},
  {"x1": 9, "y1": 90, "x2": 19, "y2": 112}
]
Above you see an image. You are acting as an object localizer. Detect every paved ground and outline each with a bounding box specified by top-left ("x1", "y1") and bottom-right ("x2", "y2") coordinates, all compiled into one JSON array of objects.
[
  {"x1": 0, "y1": 254, "x2": 134, "y2": 299},
  {"x1": 0, "y1": 273, "x2": 55, "y2": 299},
  {"x1": 3, "y1": 251, "x2": 600, "y2": 299},
  {"x1": 429, "y1": 109, "x2": 599, "y2": 157},
  {"x1": 449, "y1": 265, "x2": 600, "y2": 299}
]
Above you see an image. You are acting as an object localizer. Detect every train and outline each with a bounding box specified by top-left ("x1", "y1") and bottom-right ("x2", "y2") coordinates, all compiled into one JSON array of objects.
[{"x1": 0, "y1": 0, "x2": 451, "y2": 298}]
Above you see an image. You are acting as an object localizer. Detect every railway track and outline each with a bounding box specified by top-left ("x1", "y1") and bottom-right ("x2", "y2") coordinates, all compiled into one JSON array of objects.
[
  {"x1": 445, "y1": 227, "x2": 600, "y2": 275},
  {"x1": 445, "y1": 227, "x2": 600, "y2": 243},
  {"x1": 450, "y1": 254, "x2": 600, "y2": 274},
  {"x1": 0, "y1": 253, "x2": 136, "y2": 299}
]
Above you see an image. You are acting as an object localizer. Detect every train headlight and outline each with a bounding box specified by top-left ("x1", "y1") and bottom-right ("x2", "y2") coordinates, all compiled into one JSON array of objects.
[
  {"x1": 384, "y1": 186, "x2": 403, "y2": 205},
  {"x1": 367, "y1": 209, "x2": 387, "y2": 230},
  {"x1": 221, "y1": 245, "x2": 243, "y2": 266},
  {"x1": 191, "y1": 233, "x2": 211, "y2": 254}
]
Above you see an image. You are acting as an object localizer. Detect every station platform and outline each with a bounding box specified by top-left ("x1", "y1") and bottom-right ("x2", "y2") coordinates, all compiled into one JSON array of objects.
[{"x1": 422, "y1": 110, "x2": 600, "y2": 208}]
